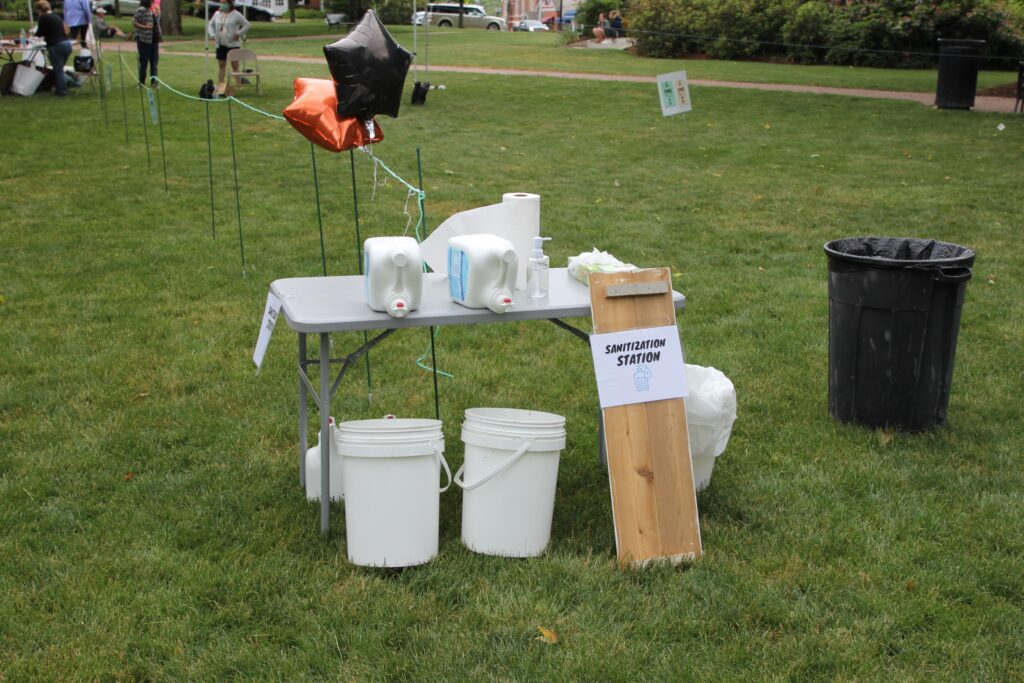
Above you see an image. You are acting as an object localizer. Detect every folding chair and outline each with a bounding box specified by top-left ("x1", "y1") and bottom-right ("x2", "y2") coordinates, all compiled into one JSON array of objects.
[{"x1": 225, "y1": 48, "x2": 261, "y2": 95}]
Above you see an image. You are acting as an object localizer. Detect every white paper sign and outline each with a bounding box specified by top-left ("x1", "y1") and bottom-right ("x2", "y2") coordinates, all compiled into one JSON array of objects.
[
  {"x1": 590, "y1": 325, "x2": 688, "y2": 409},
  {"x1": 253, "y1": 291, "x2": 282, "y2": 370},
  {"x1": 656, "y1": 70, "x2": 693, "y2": 117}
]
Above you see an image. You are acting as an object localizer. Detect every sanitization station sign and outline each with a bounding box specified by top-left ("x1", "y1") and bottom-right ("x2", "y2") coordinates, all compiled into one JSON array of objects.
[{"x1": 589, "y1": 325, "x2": 689, "y2": 409}]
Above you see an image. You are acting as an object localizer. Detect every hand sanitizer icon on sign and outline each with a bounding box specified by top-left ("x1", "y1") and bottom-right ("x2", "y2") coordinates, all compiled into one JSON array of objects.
[{"x1": 634, "y1": 365, "x2": 652, "y2": 392}]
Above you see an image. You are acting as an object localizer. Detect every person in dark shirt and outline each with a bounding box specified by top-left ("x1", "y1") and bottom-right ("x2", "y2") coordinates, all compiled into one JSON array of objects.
[
  {"x1": 608, "y1": 10, "x2": 623, "y2": 41},
  {"x1": 133, "y1": 0, "x2": 160, "y2": 85},
  {"x1": 33, "y1": 0, "x2": 73, "y2": 96}
]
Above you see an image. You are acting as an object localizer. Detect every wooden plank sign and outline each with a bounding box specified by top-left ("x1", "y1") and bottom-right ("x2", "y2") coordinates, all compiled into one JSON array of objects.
[{"x1": 589, "y1": 268, "x2": 702, "y2": 566}]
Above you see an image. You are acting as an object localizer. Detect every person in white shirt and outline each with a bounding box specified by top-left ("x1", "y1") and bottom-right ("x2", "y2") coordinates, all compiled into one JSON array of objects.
[{"x1": 207, "y1": 0, "x2": 250, "y2": 88}]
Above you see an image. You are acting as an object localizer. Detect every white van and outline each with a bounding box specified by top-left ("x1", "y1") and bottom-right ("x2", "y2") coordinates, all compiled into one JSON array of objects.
[{"x1": 412, "y1": 3, "x2": 505, "y2": 30}]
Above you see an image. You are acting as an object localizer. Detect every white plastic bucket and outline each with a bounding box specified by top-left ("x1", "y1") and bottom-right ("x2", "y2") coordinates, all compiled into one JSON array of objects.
[
  {"x1": 455, "y1": 408, "x2": 566, "y2": 557},
  {"x1": 11, "y1": 64, "x2": 44, "y2": 96},
  {"x1": 337, "y1": 418, "x2": 450, "y2": 568}
]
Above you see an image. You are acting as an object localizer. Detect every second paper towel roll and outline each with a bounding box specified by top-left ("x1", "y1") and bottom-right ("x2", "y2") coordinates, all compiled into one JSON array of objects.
[{"x1": 419, "y1": 192, "x2": 541, "y2": 290}]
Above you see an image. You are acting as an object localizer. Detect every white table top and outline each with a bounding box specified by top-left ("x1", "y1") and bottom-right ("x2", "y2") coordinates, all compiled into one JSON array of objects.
[{"x1": 271, "y1": 267, "x2": 686, "y2": 333}]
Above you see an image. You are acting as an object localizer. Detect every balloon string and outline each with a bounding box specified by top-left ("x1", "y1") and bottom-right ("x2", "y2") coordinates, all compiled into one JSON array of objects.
[{"x1": 356, "y1": 146, "x2": 424, "y2": 199}]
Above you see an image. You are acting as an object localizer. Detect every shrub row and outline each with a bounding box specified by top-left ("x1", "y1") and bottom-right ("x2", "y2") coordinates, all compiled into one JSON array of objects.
[{"x1": 619, "y1": 0, "x2": 1024, "y2": 68}]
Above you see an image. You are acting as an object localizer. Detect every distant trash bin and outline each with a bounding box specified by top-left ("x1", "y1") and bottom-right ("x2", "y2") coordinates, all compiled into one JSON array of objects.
[
  {"x1": 935, "y1": 39, "x2": 985, "y2": 110},
  {"x1": 825, "y1": 237, "x2": 975, "y2": 431}
]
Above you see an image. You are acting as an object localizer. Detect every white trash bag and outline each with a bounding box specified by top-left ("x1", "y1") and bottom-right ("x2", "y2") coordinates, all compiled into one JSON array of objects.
[{"x1": 684, "y1": 364, "x2": 737, "y2": 492}]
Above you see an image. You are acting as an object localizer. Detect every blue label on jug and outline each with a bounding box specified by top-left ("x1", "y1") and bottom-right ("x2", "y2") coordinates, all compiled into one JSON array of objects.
[{"x1": 448, "y1": 247, "x2": 466, "y2": 301}]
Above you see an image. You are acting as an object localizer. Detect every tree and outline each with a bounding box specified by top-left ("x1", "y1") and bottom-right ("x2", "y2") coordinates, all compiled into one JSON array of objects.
[{"x1": 160, "y1": 0, "x2": 182, "y2": 37}]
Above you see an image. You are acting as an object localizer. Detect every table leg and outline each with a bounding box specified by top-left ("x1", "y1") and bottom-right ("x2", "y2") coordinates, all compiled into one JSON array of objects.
[
  {"x1": 319, "y1": 332, "x2": 332, "y2": 535},
  {"x1": 298, "y1": 332, "x2": 308, "y2": 487}
]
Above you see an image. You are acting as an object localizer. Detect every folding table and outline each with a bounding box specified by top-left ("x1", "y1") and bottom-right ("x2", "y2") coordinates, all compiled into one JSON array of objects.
[{"x1": 270, "y1": 268, "x2": 685, "y2": 534}]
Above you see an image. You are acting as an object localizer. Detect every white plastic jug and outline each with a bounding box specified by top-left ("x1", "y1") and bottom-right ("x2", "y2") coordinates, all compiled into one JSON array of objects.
[
  {"x1": 455, "y1": 408, "x2": 566, "y2": 557},
  {"x1": 447, "y1": 234, "x2": 517, "y2": 314},
  {"x1": 364, "y1": 236, "x2": 423, "y2": 318},
  {"x1": 304, "y1": 417, "x2": 342, "y2": 501},
  {"x1": 337, "y1": 418, "x2": 451, "y2": 568}
]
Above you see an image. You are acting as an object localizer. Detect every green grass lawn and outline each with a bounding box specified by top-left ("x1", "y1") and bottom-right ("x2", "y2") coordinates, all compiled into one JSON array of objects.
[{"x1": 1, "y1": 53, "x2": 1023, "y2": 679}]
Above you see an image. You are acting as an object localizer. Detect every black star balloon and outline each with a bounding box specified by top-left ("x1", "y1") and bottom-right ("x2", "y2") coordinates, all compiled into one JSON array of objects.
[{"x1": 323, "y1": 9, "x2": 413, "y2": 120}]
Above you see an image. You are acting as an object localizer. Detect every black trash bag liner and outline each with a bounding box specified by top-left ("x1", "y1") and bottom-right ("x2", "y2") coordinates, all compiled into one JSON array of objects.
[
  {"x1": 824, "y1": 237, "x2": 975, "y2": 272},
  {"x1": 323, "y1": 9, "x2": 413, "y2": 120}
]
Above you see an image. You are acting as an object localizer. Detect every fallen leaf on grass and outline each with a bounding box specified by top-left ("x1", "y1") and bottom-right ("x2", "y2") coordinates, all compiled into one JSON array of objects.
[
  {"x1": 752, "y1": 194, "x2": 764, "y2": 202},
  {"x1": 124, "y1": 472, "x2": 134, "y2": 482},
  {"x1": 906, "y1": 579, "x2": 917, "y2": 591},
  {"x1": 757, "y1": 266, "x2": 766, "y2": 272},
  {"x1": 879, "y1": 428, "x2": 895, "y2": 447},
  {"x1": 536, "y1": 626, "x2": 559, "y2": 644},
  {"x1": 135, "y1": 391, "x2": 150, "y2": 400},
  {"x1": 902, "y1": 150, "x2": 912, "y2": 159},
  {"x1": 499, "y1": 146, "x2": 507, "y2": 152},
  {"x1": 986, "y1": 274, "x2": 997, "y2": 285},
  {"x1": 763, "y1": 122, "x2": 771, "y2": 129}
]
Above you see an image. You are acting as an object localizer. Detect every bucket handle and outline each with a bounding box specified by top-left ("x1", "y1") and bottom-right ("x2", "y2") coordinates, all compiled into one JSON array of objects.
[
  {"x1": 906, "y1": 264, "x2": 973, "y2": 283},
  {"x1": 931, "y1": 266, "x2": 972, "y2": 283},
  {"x1": 434, "y1": 442, "x2": 452, "y2": 493},
  {"x1": 453, "y1": 441, "x2": 531, "y2": 491}
]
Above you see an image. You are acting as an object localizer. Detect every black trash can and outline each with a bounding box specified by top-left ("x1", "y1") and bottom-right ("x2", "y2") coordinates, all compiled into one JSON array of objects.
[
  {"x1": 935, "y1": 38, "x2": 985, "y2": 110},
  {"x1": 825, "y1": 237, "x2": 975, "y2": 431}
]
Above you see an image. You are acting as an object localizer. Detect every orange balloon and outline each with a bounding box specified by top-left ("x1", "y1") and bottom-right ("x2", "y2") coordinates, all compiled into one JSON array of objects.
[{"x1": 283, "y1": 78, "x2": 384, "y2": 153}]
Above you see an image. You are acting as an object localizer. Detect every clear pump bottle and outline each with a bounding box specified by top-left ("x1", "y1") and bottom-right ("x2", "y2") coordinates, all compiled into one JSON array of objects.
[{"x1": 527, "y1": 236, "x2": 552, "y2": 299}]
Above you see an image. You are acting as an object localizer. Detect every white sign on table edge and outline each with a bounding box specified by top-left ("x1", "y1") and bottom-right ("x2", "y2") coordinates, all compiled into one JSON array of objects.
[
  {"x1": 590, "y1": 325, "x2": 688, "y2": 409},
  {"x1": 657, "y1": 70, "x2": 693, "y2": 117},
  {"x1": 253, "y1": 291, "x2": 283, "y2": 370}
]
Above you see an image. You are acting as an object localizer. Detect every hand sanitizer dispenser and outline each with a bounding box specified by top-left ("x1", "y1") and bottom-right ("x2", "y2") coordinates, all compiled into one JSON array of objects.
[
  {"x1": 527, "y1": 236, "x2": 551, "y2": 299},
  {"x1": 364, "y1": 236, "x2": 423, "y2": 318},
  {"x1": 447, "y1": 234, "x2": 517, "y2": 314}
]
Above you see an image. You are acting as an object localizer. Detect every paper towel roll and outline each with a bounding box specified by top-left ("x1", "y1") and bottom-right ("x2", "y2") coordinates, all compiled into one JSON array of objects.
[{"x1": 420, "y1": 192, "x2": 542, "y2": 290}]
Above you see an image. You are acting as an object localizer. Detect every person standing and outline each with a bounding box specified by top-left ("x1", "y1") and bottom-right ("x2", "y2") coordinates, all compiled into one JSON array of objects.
[
  {"x1": 63, "y1": 0, "x2": 91, "y2": 48},
  {"x1": 207, "y1": 0, "x2": 250, "y2": 89},
  {"x1": 133, "y1": 0, "x2": 160, "y2": 85},
  {"x1": 33, "y1": 0, "x2": 73, "y2": 96}
]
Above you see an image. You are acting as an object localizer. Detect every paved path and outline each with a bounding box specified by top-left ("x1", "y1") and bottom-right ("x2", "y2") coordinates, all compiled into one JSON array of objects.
[{"x1": 139, "y1": 46, "x2": 1018, "y2": 113}]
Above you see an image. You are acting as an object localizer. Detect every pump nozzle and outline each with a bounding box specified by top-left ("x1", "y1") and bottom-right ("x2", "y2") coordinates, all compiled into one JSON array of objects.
[{"x1": 531, "y1": 236, "x2": 551, "y2": 259}]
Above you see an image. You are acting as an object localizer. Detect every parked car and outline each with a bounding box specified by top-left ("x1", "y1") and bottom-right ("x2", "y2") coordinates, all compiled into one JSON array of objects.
[
  {"x1": 412, "y1": 3, "x2": 505, "y2": 30},
  {"x1": 512, "y1": 19, "x2": 548, "y2": 31},
  {"x1": 92, "y1": 0, "x2": 140, "y2": 15},
  {"x1": 189, "y1": 0, "x2": 274, "y2": 21}
]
